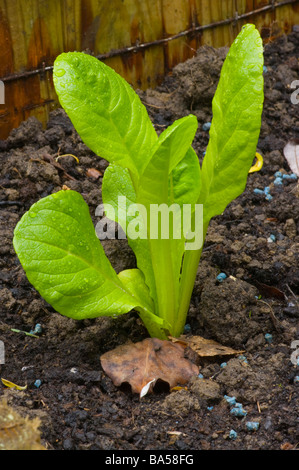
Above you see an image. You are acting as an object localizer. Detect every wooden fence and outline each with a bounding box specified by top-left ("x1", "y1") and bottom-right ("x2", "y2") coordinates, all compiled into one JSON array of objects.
[{"x1": 0, "y1": 0, "x2": 299, "y2": 139}]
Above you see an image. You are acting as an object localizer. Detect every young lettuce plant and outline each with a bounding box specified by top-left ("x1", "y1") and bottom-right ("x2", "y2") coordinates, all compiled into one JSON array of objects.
[{"x1": 13, "y1": 24, "x2": 264, "y2": 340}]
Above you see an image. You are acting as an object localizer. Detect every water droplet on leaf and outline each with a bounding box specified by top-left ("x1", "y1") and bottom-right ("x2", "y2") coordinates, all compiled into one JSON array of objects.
[{"x1": 55, "y1": 68, "x2": 66, "y2": 77}]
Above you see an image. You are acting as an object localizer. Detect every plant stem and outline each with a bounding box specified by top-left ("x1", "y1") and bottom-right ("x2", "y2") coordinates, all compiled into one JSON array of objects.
[
  {"x1": 175, "y1": 222, "x2": 209, "y2": 337},
  {"x1": 149, "y1": 238, "x2": 177, "y2": 333}
]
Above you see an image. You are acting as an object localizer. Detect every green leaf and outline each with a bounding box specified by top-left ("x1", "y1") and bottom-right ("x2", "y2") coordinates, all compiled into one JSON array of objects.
[
  {"x1": 53, "y1": 52, "x2": 157, "y2": 186},
  {"x1": 169, "y1": 146, "x2": 201, "y2": 208},
  {"x1": 137, "y1": 115, "x2": 198, "y2": 205},
  {"x1": 177, "y1": 24, "x2": 264, "y2": 337},
  {"x1": 102, "y1": 164, "x2": 158, "y2": 311},
  {"x1": 118, "y1": 269, "x2": 171, "y2": 339},
  {"x1": 200, "y1": 24, "x2": 264, "y2": 222},
  {"x1": 13, "y1": 190, "x2": 155, "y2": 321},
  {"x1": 102, "y1": 116, "x2": 200, "y2": 326},
  {"x1": 136, "y1": 115, "x2": 198, "y2": 329}
]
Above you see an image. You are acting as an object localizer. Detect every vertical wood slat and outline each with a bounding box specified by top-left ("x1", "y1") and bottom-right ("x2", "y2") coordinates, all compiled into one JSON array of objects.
[{"x1": 0, "y1": 0, "x2": 299, "y2": 139}]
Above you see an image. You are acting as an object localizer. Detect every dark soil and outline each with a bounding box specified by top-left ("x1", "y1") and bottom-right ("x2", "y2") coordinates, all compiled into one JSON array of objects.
[{"x1": 0, "y1": 31, "x2": 298, "y2": 451}]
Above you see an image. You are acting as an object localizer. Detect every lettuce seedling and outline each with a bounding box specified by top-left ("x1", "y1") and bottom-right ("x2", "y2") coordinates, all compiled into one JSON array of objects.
[{"x1": 13, "y1": 24, "x2": 264, "y2": 340}]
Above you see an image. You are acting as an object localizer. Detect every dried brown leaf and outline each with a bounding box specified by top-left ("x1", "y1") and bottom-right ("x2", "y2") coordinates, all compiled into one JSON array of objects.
[
  {"x1": 255, "y1": 281, "x2": 286, "y2": 300},
  {"x1": 86, "y1": 168, "x2": 102, "y2": 179},
  {"x1": 177, "y1": 335, "x2": 244, "y2": 357},
  {"x1": 283, "y1": 140, "x2": 299, "y2": 176},
  {"x1": 100, "y1": 338, "x2": 199, "y2": 395},
  {"x1": 0, "y1": 400, "x2": 46, "y2": 450}
]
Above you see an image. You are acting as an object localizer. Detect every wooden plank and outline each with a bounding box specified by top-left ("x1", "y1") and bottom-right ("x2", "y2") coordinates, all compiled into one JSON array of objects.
[{"x1": 0, "y1": 0, "x2": 299, "y2": 139}]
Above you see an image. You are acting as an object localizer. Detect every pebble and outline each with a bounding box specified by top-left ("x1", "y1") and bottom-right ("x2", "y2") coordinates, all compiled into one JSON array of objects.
[
  {"x1": 63, "y1": 438, "x2": 74, "y2": 450},
  {"x1": 263, "y1": 416, "x2": 273, "y2": 431}
]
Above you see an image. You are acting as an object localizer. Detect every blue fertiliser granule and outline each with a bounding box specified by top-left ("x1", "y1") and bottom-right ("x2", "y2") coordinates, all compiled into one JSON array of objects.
[
  {"x1": 264, "y1": 333, "x2": 273, "y2": 343},
  {"x1": 238, "y1": 355, "x2": 248, "y2": 363},
  {"x1": 224, "y1": 395, "x2": 237, "y2": 406},
  {"x1": 253, "y1": 187, "x2": 273, "y2": 200},
  {"x1": 282, "y1": 173, "x2": 297, "y2": 181},
  {"x1": 229, "y1": 429, "x2": 237, "y2": 440},
  {"x1": 253, "y1": 188, "x2": 264, "y2": 195},
  {"x1": 202, "y1": 122, "x2": 211, "y2": 131},
  {"x1": 230, "y1": 404, "x2": 247, "y2": 417},
  {"x1": 274, "y1": 173, "x2": 297, "y2": 185},
  {"x1": 30, "y1": 323, "x2": 42, "y2": 335},
  {"x1": 246, "y1": 421, "x2": 259, "y2": 431},
  {"x1": 274, "y1": 177, "x2": 283, "y2": 186}
]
